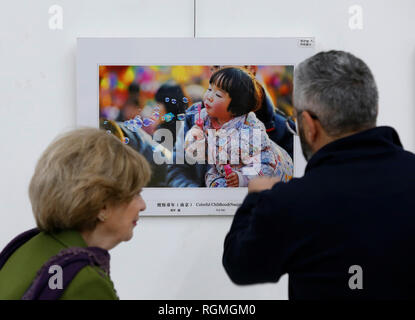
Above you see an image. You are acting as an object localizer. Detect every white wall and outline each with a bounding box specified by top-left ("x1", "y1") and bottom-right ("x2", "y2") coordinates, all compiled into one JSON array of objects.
[{"x1": 0, "y1": 0, "x2": 414, "y2": 299}]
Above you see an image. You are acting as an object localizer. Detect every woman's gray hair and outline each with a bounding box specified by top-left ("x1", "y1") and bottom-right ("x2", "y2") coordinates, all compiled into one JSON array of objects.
[{"x1": 294, "y1": 50, "x2": 378, "y2": 137}]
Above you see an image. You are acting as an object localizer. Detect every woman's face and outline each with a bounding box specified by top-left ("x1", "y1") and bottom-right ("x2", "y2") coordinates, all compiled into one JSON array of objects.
[
  {"x1": 203, "y1": 84, "x2": 232, "y2": 122},
  {"x1": 102, "y1": 193, "x2": 146, "y2": 243}
]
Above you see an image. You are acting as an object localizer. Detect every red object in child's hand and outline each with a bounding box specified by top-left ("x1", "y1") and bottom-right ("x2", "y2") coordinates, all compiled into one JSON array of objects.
[
  {"x1": 196, "y1": 105, "x2": 203, "y2": 129},
  {"x1": 224, "y1": 164, "x2": 233, "y2": 176}
]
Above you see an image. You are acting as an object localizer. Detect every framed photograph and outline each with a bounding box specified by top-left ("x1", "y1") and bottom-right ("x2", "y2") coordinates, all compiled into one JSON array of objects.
[{"x1": 77, "y1": 37, "x2": 315, "y2": 216}]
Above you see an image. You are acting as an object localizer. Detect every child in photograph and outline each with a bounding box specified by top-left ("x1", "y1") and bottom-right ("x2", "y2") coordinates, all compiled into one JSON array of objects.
[{"x1": 184, "y1": 67, "x2": 293, "y2": 188}]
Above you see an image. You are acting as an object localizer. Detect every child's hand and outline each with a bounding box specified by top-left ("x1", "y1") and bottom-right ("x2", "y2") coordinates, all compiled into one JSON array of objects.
[
  {"x1": 184, "y1": 126, "x2": 206, "y2": 163},
  {"x1": 189, "y1": 126, "x2": 204, "y2": 141},
  {"x1": 226, "y1": 172, "x2": 239, "y2": 187}
]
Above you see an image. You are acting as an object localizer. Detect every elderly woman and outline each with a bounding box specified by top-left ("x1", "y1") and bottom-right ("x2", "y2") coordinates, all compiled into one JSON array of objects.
[{"x1": 0, "y1": 128, "x2": 151, "y2": 299}]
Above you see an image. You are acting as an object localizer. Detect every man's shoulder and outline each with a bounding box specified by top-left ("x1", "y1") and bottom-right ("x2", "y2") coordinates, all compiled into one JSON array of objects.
[
  {"x1": 401, "y1": 148, "x2": 415, "y2": 162},
  {"x1": 243, "y1": 180, "x2": 308, "y2": 231},
  {"x1": 392, "y1": 148, "x2": 415, "y2": 182},
  {"x1": 259, "y1": 176, "x2": 326, "y2": 219},
  {"x1": 259, "y1": 178, "x2": 307, "y2": 209}
]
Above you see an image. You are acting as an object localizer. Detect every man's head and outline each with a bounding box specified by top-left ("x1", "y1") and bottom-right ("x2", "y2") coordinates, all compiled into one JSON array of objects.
[{"x1": 294, "y1": 50, "x2": 379, "y2": 160}]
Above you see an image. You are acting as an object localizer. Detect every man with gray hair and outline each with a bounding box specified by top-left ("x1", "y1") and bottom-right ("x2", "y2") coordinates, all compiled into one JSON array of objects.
[{"x1": 222, "y1": 51, "x2": 415, "y2": 299}]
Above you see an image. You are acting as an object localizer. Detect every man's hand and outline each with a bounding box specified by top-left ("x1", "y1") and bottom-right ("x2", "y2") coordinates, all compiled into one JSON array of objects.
[
  {"x1": 226, "y1": 172, "x2": 239, "y2": 187},
  {"x1": 248, "y1": 176, "x2": 281, "y2": 193}
]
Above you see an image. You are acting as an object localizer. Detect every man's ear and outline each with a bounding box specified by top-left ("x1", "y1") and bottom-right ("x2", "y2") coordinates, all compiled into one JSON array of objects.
[{"x1": 301, "y1": 111, "x2": 318, "y2": 143}]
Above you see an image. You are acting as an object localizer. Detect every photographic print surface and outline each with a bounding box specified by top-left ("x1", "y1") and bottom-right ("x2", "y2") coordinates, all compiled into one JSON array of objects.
[
  {"x1": 77, "y1": 37, "x2": 315, "y2": 215},
  {"x1": 99, "y1": 65, "x2": 295, "y2": 190}
]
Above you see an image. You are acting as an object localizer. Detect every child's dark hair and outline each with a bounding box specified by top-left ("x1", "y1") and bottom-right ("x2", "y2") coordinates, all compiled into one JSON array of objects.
[{"x1": 209, "y1": 67, "x2": 264, "y2": 117}]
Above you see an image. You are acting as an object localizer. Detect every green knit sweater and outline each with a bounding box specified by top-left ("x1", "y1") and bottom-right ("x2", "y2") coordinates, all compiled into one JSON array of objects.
[{"x1": 0, "y1": 230, "x2": 119, "y2": 300}]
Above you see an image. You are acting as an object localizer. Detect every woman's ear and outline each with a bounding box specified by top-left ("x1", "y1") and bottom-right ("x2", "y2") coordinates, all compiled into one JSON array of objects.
[{"x1": 98, "y1": 205, "x2": 108, "y2": 222}]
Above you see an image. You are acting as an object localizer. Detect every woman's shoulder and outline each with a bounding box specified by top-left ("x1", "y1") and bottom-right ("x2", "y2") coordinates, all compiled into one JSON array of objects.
[
  {"x1": 0, "y1": 231, "x2": 68, "y2": 299},
  {"x1": 60, "y1": 265, "x2": 119, "y2": 300},
  {"x1": 0, "y1": 229, "x2": 118, "y2": 300}
]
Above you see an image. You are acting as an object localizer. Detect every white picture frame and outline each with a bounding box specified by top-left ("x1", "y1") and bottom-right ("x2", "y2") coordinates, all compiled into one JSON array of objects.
[{"x1": 76, "y1": 37, "x2": 315, "y2": 216}]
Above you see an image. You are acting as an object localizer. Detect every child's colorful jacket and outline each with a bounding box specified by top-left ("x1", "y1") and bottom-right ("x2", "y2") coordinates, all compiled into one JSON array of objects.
[{"x1": 184, "y1": 108, "x2": 293, "y2": 187}]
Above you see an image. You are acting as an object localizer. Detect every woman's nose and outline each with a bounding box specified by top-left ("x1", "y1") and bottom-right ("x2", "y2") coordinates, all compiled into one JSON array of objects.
[{"x1": 139, "y1": 197, "x2": 146, "y2": 212}]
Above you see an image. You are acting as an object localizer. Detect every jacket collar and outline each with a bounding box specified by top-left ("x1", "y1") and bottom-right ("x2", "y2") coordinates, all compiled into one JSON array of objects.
[
  {"x1": 305, "y1": 126, "x2": 403, "y2": 173},
  {"x1": 49, "y1": 230, "x2": 88, "y2": 249}
]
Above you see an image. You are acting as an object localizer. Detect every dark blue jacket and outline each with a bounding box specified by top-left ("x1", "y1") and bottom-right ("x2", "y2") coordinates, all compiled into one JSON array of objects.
[
  {"x1": 166, "y1": 94, "x2": 295, "y2": 187},
  {"x1": 117, "y1": 122, "x2": 170, "y2": 187},
  {"x1": 223, "y1": 126, "x2": 415, "y2": 299}
]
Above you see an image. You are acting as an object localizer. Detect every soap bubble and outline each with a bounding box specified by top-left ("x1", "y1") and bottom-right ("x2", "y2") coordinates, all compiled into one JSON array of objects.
[
  {"x1": 143, "y1": 118, "x2": 155, "y2": 127},
  {"x1": 182, "y1": 97, "x2": 188, "y2": 103},
  {"x1": 125, "y1": 119, "x2": 140, "y2": 132},
  {"x1": 171, "y1": 99, "x2": 176, "y2": 104},
  {"x1": 165, "y1": 97, "x2": 170, "y2": 103},
  {"x1": 134, "y1": 117, "x2": 143, "y2": 128},
  {"x1": 162, "y1": 112, "x2": 175, "y2": 123},
  {"x1": 106, "y1": 130, "x2": 111, "y2": 134},
  {"x1": 177, "y1": 113, "x2": 185, "y2": 121},
  {"x1": 124, "y1": 137, "x2": 130, "y2": 144}
]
